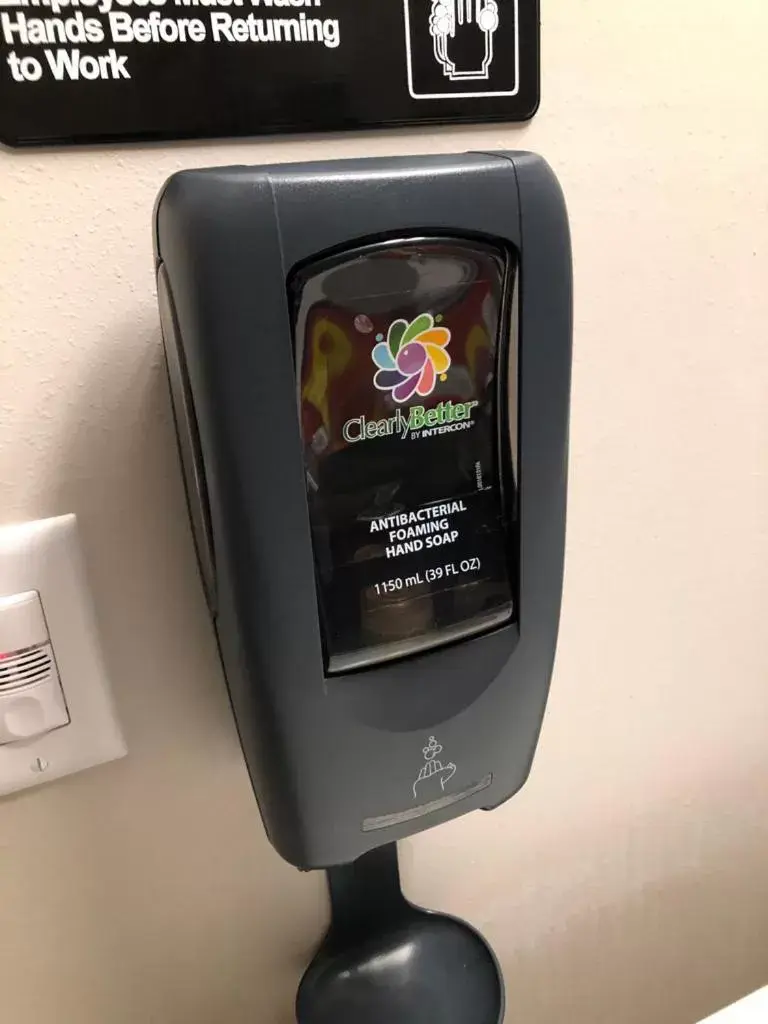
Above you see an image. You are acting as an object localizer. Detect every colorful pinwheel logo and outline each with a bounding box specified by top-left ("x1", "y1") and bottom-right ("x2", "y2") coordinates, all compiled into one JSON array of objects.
[{"x1": 372, "y1": 314, "x2": 451, "y2": 403}]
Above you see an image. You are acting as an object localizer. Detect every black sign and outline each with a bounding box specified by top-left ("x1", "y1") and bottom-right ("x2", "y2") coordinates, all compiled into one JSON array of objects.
[{"x1": 0, "y1": 0, "x2": 539, "y2": 147}]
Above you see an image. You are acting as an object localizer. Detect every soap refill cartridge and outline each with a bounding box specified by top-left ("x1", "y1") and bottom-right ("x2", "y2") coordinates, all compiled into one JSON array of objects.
[
  {"x1": 154, "y1": 152, "x2": 572, "y2": 871},
  {"x1": 292, "y1": 237, "x2": 515, "y2": 676}
]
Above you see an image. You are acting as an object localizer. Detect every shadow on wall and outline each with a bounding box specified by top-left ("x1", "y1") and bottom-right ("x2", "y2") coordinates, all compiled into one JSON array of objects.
[
  {"x1": 41, "y1": 319, "x2": 231, "y2": 761},
  {"x1": 25, "y1": 317, "x2": 325, "y2": 1024}
]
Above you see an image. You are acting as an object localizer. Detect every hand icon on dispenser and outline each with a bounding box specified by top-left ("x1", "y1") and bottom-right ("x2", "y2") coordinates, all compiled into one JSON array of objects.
[
  {"x1": 412, "y1": 736, "x2": 457, "y2": 800},
  {"x1": 429, "y1": 0, "x2": 500, "y2": 81}
]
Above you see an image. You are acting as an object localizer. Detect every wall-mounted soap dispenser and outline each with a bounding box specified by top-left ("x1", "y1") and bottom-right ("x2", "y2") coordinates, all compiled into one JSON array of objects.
[{"x1": 154, "y1": 152, "x2": 571, "y2": 1023}]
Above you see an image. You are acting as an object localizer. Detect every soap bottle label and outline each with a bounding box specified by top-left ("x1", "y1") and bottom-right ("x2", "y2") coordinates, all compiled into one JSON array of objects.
[{"x1": 292, "y1": 238, "x2": 516, "y2": 673}]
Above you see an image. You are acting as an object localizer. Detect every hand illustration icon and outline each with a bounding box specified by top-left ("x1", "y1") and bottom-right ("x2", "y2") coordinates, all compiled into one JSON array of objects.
[
  {"x1": 412, "y1": 736, "x2": 458, "y2": 800},
  {"x1": 429, "y1": 0, "x2": 500, "y2": 81}
]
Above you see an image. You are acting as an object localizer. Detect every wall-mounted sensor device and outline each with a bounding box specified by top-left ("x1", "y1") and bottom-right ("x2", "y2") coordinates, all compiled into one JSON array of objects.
[
  {"x1": 155, "y1": 152, "x2": 572, "y2": 870},
  {"x1": 0, "y1": 515, "x2": 126, "y2": 796}
]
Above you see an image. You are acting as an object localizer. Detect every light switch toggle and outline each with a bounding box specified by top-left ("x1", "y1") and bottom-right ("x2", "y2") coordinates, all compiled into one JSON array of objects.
[{"x1": 0, "y1": 591, "x2": 70, "y2": 746}]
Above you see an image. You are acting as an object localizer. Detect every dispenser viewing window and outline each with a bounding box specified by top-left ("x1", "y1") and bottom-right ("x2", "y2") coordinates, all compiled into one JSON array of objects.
[{"x1": 292, "y1": 240, "x2": 516, "y2": 672}]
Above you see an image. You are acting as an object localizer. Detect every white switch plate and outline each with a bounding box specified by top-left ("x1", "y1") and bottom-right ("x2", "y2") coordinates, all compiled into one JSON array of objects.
[{"x1": 0, "y1": 515, "x2": 126, "y2": 795}]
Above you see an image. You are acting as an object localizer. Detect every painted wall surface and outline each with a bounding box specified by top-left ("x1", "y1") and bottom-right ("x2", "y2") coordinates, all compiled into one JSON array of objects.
[{"x1": 1, "y1": 2, "x2": 767, "y2": 1022}]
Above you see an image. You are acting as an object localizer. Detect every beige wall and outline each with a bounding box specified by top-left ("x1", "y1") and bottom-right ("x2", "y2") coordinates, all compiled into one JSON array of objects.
[{"x1": 2, "y1": 2, "x2": 767, "y2": 1022}]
